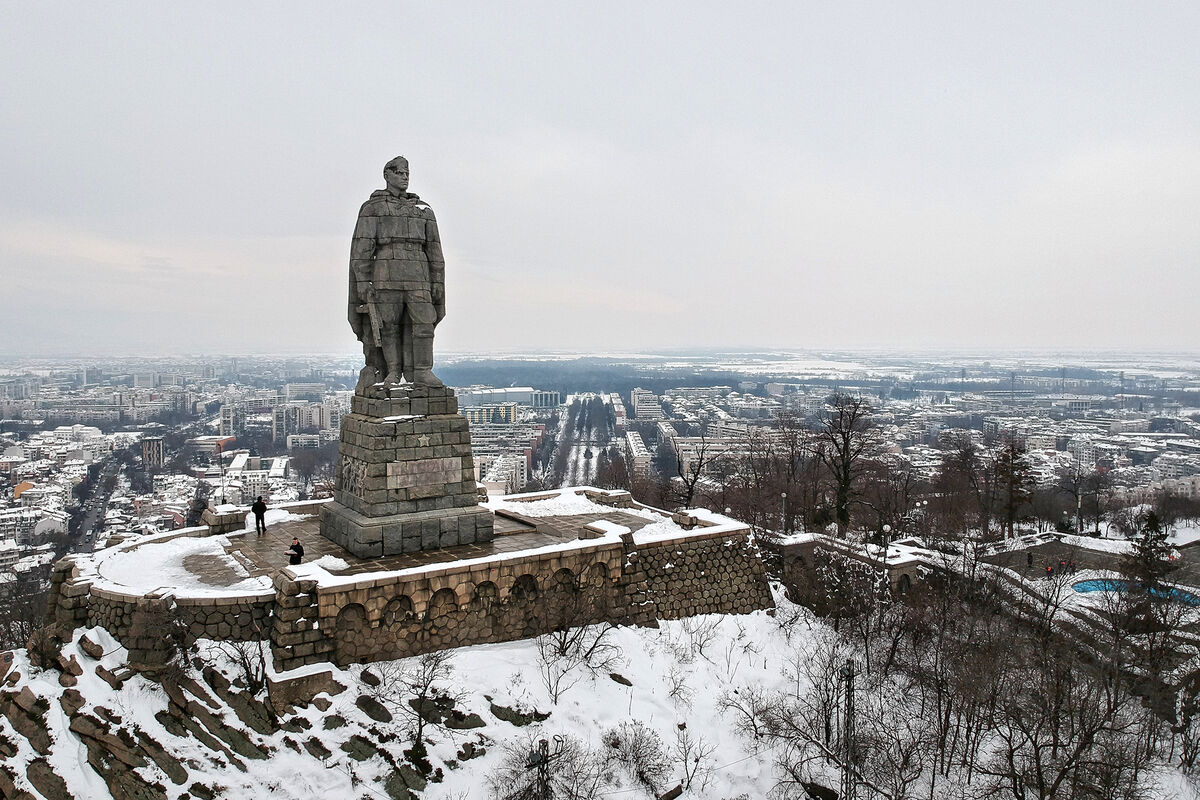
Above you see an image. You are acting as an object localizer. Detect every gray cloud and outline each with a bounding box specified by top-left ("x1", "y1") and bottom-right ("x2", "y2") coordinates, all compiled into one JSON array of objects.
[{"x1": 1, "y1": 2, "x2": 1197, "y2": 355}]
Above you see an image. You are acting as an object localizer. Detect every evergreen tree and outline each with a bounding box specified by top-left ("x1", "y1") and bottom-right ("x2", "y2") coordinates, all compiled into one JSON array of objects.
[
  {"x1": 993, "y1": 439, "x2": 1034, "y2": 539},
  {"x1": 1123, "y1": 510, "x2": 1177, "y2": 595}
]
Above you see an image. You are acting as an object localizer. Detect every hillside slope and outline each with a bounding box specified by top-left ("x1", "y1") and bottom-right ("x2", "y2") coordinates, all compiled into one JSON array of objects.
[{"x1": 0, "y1": 589, "x2": 814, "y2": 800}]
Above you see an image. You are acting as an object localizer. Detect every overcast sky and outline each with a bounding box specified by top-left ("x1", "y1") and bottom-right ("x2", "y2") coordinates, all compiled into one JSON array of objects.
[{"x1": 2, "y1": 2, "x2": 1197, "y2": 357}]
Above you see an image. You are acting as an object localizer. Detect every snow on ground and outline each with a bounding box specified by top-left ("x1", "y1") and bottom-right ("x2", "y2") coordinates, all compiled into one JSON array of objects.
[
  {"x1": 422, "y1": 600, "x2": 811, "y2": 798},
  {"x1": 1056, "y1": 523, "x2": 1200, "y2": 556},
  {"x1": 94, "y1": 533, "x2": 271, "y2": 595},
  {"x1": 1057, "y1": 533, "x2": 1137, "y2": 555},
  {"x1": 566, "y1": 443, "x2": 594, "y2": 486},
  {"x1": 1173, "y1": 525, "x2": 1200, "y2": 547},
  {"x1": 310, "y1": 554, "x2": 351, "y2": 572},
  {"x1": 486, "y1": 488, "x2": 657, "y2": 520},
  {"x1": 2, "y1": 591, "x2": 824, "y2": 800},
  {"x1": 240, "y1": 508, "x2": 316, "y2": 531},
  {"x1": 2, "y1": 629, "x2": 357, "y2": 799}
]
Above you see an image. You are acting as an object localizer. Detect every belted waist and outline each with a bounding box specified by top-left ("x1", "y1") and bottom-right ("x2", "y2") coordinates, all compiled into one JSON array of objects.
[{"x1": 375, "y1": 241, "x2": 428, "y2": 258}]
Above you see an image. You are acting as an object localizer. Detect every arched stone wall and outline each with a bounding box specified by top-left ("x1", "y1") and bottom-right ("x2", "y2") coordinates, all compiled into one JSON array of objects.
[
  {"x1": 471, "y1": 581, "x2": 498, "y2": 611},
  {"x1": 271, "y1": 525, "x2": 772, "y2": 670},
  {"x1": 510, "y1": 574, "x2": 540, "y2": 602},
  {"x1": 551, "y1": 568, "x2": 577, "y2": 592},
  {"x1": 582, "y1": 562, "x2": 608, "y2": 588},
  {"x1": 382, "y1": 596, "x2": 414, "y2": 627},
  {"x1": 333, "y1": 603, "x2": 368, "y2": 665},
  {"x1": 427, "y1": 588, "x2": 459, "y2": 620}
]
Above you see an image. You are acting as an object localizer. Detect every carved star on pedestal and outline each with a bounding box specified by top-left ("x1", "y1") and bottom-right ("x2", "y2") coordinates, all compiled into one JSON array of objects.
[{"x1": 417, "y1": 434, "x2": 431, "y2": 447}]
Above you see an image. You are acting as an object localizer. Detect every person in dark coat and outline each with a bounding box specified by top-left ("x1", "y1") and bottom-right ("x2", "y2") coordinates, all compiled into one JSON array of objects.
[
  {"x1": 287, "y1": 537, "x2": 304, "y2": 566},
  {"x1": 1026, "y1": 551, "x2": 1034, "y2": 570},
  {"x1": 251, "y1": 496, "x2": 268, "y2": 535}
]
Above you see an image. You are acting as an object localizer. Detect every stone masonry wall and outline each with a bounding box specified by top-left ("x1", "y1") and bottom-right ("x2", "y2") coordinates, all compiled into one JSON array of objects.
[
  {"x1": 272, "y1": 525, "x2": 773, "y2": 671},
  {"x1": 777, "y1": 535, "x2": 922, "y2": 613},
  {"x1": 175, "y1": 595, "x2": 273, "y2": 642},
  {"x1": 632, "y1": 528, "x2": 773, "y2": 620},
  {"x1": 48, "y1": 510, "x2": 775, "y2": 673},
  {"x1": 86, "y1": 588, "x2": 273, "y2": 646},
  {"x1": 274, "y1": 540, "x2": 627, "y2": 670},
  {"x1": 324, "y1": 383, "x2": 495, "y2": 557},
  {"x1": 45, "y1": 558, "x2": 91, "y2": 638}
]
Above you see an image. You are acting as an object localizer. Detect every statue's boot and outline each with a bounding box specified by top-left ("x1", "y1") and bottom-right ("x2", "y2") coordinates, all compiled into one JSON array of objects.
[
  {"x1": 411, "y1": 329, "x2": 443, "y2": 387},
  {"x1": 382, "y1": 337, "x2": 403, "y2": 385}
]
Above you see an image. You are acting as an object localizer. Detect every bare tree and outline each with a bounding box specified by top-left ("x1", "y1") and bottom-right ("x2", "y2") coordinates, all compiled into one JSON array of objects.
[
  {"x1": 979, "y1": 642, "x2": 1146, "y2": 800},
  {"x1": 487, "y1": 732, "x2": 609, "y2": 800},
  {"x1": 536, "y1": 623, "x2": 622, "y2": 704},
  {"x1": 673, "y1": 433, "x2": 716, "y2": 510},
  {"x1": 0, "y1": 577, "x2": 47, "y2": 650},
  {"x1": 932, "y1": 434, "x2": 995, "y2": 538},
  {"x1": 812, "y1": 393, "x2": 881, "y2": 535},
  {"x1": 602, "y1": 720, "x2": 670, "y2": 795},
  {"x1": 673, "y1": 726, "x2": 717, "y2": 791},
  {"x1": 361, "y1": 650, "x2": 457, "y2": 773},
  {"x1": 206, "y1": 638, "x2": 269, "y2": 695}
]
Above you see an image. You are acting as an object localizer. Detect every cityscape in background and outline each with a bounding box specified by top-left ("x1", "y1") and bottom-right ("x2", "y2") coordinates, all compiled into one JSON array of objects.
[{"x1": 4, "y1": 348, "x2": 1199, "y2": 627}]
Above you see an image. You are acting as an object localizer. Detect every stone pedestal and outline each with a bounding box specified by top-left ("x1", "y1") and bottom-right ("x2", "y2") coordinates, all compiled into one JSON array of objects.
[{"x1": 320, "y1": 383, "x2": 494, "y2": 558}]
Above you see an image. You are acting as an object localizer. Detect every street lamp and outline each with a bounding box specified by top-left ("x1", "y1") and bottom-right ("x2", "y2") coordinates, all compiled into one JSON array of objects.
[
  {"x1": 879, "y1": 524, "x2": 892, "y2": 626},
  {"x1": 780, "y1": 492, "x2": 788, "y2": 536}
]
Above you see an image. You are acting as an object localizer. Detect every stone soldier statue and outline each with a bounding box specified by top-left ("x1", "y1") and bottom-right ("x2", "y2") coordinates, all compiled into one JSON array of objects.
[{"x1": 349, "y1": 156, "x2": 446, "y2": 391}]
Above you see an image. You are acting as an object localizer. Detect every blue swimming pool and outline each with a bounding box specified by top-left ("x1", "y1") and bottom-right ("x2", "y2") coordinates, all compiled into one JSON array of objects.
[{"x1": 1073, "y1": 578, "x2": 1200, "y2": 607}]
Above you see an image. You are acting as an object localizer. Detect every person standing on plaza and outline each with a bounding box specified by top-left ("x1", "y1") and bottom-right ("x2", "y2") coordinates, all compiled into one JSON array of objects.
[
  {"x1": 287, "y1": 537, "x2": 304, "y2": 566},
  {"x1": 251, "y1": 496, "x2": 268, "y2": 535}
]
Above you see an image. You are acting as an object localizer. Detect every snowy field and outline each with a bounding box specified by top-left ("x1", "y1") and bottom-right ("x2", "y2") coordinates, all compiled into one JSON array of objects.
[
  {"x1": 2, "y1": 593, "x2": 821, "y2": 799},
  {"x1": 7, "y1": 589, "x2": 1200, "y2": 797}
]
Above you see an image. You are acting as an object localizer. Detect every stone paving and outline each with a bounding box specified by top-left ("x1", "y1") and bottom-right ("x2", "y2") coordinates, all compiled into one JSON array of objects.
[{"x1": 176, "y1": 507, "x2": 654, "y2": 588}]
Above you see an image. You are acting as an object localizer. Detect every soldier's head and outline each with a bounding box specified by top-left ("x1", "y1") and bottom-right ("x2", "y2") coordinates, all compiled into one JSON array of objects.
[{"x1": 384, "y1": 156, "x2": 409, "y2": 194}]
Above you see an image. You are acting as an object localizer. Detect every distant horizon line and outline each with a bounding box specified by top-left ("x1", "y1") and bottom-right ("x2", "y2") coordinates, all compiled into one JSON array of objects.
[{"x1": 2, "y1": 345, "x2": 1199, "y2": 361}]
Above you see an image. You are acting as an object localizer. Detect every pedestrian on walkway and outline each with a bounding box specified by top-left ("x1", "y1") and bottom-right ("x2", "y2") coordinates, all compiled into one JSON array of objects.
[
  {"x1": 251, "y1": 496, "x2": 268, "y2": 535},
  {"x1": 1046, "y1": 565, "x2": 1054, "y2": 579},
  {"x1": 287, "y1": 537, "x2": 304, "y2": 566},
  {"x1": 1027, "y1": 551, "x2": 1034, "y2": 570}
]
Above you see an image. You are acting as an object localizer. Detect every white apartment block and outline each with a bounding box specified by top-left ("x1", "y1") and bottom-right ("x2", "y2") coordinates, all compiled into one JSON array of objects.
[
  {"x1": 630, "y1": 388, "x2": 664, "y2": 420},
  {"x1": 625, "y1": 431, "x2": 652, "y2": 475},
  {"x1": 609, "y1": 393, "x2": 627, "y2": 431},
  {"x1": 454, "y1": 386, "x2": 561, "y2": 408}
]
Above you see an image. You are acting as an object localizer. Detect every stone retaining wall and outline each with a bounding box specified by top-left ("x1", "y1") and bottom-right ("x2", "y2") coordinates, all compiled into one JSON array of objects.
[
  {"x1": 47, "y1": 507, "x2": 775, "y2": 673},
  {"x1": 778, "y1": 534, "x2": 922, "y2": 613},
  {"x1": 633, "y1": 528, "x2": 773, "y2": 620},
  {"x1": 272, "y1": 524, "x2": 773, "y2": 670},
  {"x1": 84, "y1": 587, "x2": 274, "y2": 667},
  {"x1": 175, "y1": 595, "x2": 273, "y2": 642}
]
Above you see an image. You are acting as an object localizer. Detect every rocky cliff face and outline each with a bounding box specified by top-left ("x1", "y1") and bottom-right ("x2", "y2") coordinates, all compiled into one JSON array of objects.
[{"x1": 0, "y1": 627, "x2": 465, "y2": 800}]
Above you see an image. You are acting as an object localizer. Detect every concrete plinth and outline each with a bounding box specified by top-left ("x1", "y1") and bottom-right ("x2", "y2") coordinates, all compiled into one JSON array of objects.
[
  {"x1": 321, "y1": 381, "x2": 495, "y2": 556},
  {"x1": 321, "y1": 501, "x2": 494, "y2": 558}
]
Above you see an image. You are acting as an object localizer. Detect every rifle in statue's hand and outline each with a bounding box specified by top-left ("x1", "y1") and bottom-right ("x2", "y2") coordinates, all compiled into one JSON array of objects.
[{"x1": 356, "y1": 281, "x2": 384, "y2": 348}]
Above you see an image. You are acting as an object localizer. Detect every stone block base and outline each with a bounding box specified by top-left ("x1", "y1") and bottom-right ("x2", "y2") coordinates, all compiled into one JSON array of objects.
[
  {"x1": 321, "y1": 501, "x2": 495, "y2": 558},
  {"x1": 333, "y1": 383, "x2": 481, "y2": 519}
]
